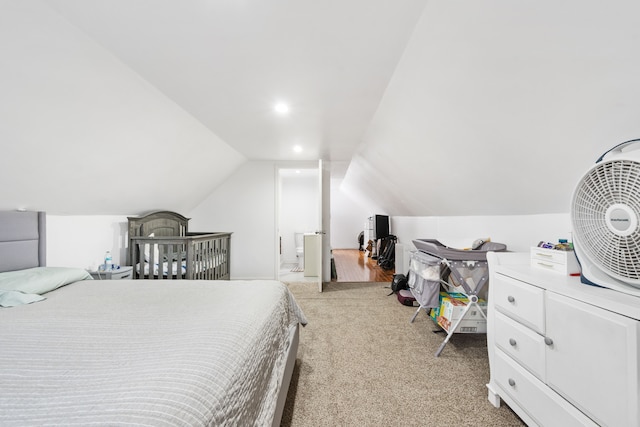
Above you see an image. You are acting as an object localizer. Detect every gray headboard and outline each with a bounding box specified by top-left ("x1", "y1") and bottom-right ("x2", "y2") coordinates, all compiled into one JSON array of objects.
[{"x1": 0, "y1": 211, "x2": 46, "y2": 273}]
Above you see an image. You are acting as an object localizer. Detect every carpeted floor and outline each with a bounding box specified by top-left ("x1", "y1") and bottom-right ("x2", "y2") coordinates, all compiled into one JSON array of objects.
[{"x1": 281, "y1": 281, "x2": 525, "y2": 427}]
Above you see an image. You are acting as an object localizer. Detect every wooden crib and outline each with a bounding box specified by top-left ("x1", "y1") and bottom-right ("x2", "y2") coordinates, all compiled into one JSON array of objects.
[{"x1": 128, "y1": 211, "x2": 231, "y2": 280}]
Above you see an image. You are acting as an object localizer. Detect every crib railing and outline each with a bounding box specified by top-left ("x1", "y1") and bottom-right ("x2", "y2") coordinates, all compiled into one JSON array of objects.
[{"x1": 130, "y1": 232, "x2": 231, "y2": 280}]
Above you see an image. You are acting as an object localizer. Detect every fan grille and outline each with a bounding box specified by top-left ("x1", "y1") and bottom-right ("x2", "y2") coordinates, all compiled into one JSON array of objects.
[{"x1": 572, "y1": 159, "x2": 640, "y2": 283}]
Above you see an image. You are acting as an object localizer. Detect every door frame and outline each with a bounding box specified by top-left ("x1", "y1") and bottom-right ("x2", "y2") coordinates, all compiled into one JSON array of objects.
[
  {"x1": 317, "y1": 159, "x2": 331, "y2": 291},
  {"x1": 274, "y1": 161, "x2": 322, "y2": 283}
]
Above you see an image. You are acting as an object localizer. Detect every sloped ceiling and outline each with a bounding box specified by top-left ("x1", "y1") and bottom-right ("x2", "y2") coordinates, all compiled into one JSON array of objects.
[
  {"x1": 44, "y1": 0, "x2": 426, "y2": 162},
  {"x1": 0, "y1": 0, "x2": 427, "y2": 215},
  {"x1": 0, "y1": 1, "x2": 245, "y2": 214},
  {"x1": 2, "y1": 1, "x2": 640, "y2": 217},
  {"x1": 344, "y1": 0, "x2": 640, "y2": 216}
]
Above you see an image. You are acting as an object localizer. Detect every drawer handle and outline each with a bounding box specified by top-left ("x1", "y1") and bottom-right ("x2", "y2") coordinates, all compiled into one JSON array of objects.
[
  {"x1": 509, "y1": 338, "x2": 517, "y2": 346},
  {"x1": 544, "y1": 337, "x2": 554, "y2": 346},
  {"x1": 536, "y1": 252, "x2": 553, "y2": 258},
  {"x1": 536, "y1": 262, "x2": 554, "y2": 268},
  {"x1": 508, "y1": 378, "x2": 516, "y2": 387},
  {"x1": 507, "y1": 296, "x2": 515, "y2": 303}
]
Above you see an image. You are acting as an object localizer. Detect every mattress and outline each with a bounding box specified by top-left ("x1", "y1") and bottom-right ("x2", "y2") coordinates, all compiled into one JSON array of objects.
[
  {"x1": 137, "y1": 254, "x2": 226, "y2": 276},
  {"x1": 137, "y1": 260, "x2": 188, "y2": 276},
  {"x1": 0, "y1": 279, "x2": 306, "y2": 426}
]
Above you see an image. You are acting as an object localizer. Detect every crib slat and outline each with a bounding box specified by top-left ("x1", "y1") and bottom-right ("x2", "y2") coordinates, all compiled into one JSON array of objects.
[
  {"x1": 135, "y1": 243, "x2": 142, "y2": 279},
  {"x1": 205, "y1": 240, "x2": 211, "y2": 280},
  {"x1": 174, "y1": 244, "x2": 178, "y2": 280},
  {"x1": 200, "y1": 240, "x2": 205, "y2": 279},
  {"x1": 216, "y1": 237, "x2": 221, "y2": 279},
  {"x1": 149, "y1": 243, "x2": 156, "y2": 280},
  {"x1": 170, "y1": 245, "x2": 174, "y2": 280},
  {"x1": 194, "y1": 242, "x2": 198, "y2": 280},
  {"x1": 159, "y1": 243, "x2": 164, "y2": 280},
  {"x1": 202, "y1": 241, "x2": 207, "y2": 280},
  {"x1": 204, "y1": 240, "x2": 209, "y2": 280},
  {"x1": 194, "y1": 241, "x2": 199, "y2": 280},
  {"x1": 214, "y1": 238, "x2": 219, "y2": 279},
  {"x1": 225, "y1": 234, "x2": 230, "y2": 279},
  {"x1": 166, "y1": 243, "x2": 174, "y2": 280},
  {"x1": 213, "y1": 238, "x2": 218, "y2": 279},
  {"x1": 220, "y1": 236, "x2": 224, "y2": 279},
  {"x1": 174, "y1": 244, "x2": 179, "y2": 280},
  {"x1": 174, "y1": 243, "x2": 179, "y2": 280},
  {"x1": 186, "y1": 243, "x2": 193, "y2": 280}
]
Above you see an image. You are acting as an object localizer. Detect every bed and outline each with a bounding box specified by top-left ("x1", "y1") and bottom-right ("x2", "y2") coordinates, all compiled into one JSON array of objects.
[
  {"x1": 128, "y1": 211, "x2": 231, "y2": 280},
  {"x1": 0, "y1": 211, "x2": 306, "y2": 426}
]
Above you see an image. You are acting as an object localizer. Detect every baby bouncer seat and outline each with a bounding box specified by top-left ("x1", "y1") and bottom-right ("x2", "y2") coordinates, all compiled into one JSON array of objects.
[{"x1": 408, "y1": 238, "x2": 507, "y2": 356}]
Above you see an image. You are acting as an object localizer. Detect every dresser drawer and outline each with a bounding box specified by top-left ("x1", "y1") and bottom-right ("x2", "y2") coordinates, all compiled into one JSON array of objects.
[
  {"x1": 494, "y1": 349, "x2": 598, "y2": 427},
  {"x1": 493, "y1": 273, "x2": 545, "y2": 334},
  {"x1": 530, "y1": 247, "x2": 580, "y2": 275},
  {"x1": 495, "y1": 311, "x2": 546, "y2": 381},
  {"x1": 530, "y1": 247, "x2": 569, "y2": 264},
  {"x1": 530, "y1": 258, "x2": 572, "y2": 275}
]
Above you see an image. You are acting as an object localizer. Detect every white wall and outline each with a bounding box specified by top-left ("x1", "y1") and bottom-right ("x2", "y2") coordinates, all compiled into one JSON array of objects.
[
  {"x1": 188, "y1": 161, "x2": 278, "y2": 280},
  {"x1": 279, "y1": 171, "x2": 318, "y2": 264},
  {"x1": 343, "y1": 0, "x2": 640, "y2": 217},
  {"x1": 0, "y1": 2, "x2": 245, "y2": 215},
  {"x1": 329, "y1": 160, "x2": 379, "y2": 250},
  {"x1": 330, "y1": 176, "x2": 374, "y2": 249},
  {"x1": 392, "y1": 213, "x2": 572, "y2": 273},
  {"x1": 46, "y1": 215, "x2": 129, "y2": 270}
]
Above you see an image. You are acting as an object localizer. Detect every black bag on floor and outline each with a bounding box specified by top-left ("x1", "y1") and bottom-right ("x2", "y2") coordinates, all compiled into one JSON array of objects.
[
  {"x1": 390, "y1": 273, "x2": 408, "y2": 293},
  {"x1": 387, "y1": 271, "x2": 410, "y2": 296}
]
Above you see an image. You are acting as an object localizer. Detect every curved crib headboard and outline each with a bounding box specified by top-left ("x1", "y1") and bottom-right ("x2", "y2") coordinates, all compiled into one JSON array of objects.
[
  {"x1": 0, "y1": 211, "x2": 46, "y2": 273},
  {"x1": 127, "y1": 211, "x2": 189, "y2": 238}
]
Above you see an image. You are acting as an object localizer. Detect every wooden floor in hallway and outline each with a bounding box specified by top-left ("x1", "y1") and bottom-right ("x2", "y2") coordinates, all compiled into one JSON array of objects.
[{"x1": 332, "y1": 248, "x2": 395, "y2": 283}]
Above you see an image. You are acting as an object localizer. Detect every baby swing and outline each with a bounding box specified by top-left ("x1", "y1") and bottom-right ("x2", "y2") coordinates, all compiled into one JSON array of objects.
[{"x1": 408, "y1": 238, "x2": 507, "y2": 357}]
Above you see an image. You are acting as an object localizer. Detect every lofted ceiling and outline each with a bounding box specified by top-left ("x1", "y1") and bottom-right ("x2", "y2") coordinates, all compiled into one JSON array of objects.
[
  {"x1": 47, "y1": 0, "x2": 428, "y2": 162},
  {"x1": 2, "y1": 1, "x2": 640, "y2": 218}
]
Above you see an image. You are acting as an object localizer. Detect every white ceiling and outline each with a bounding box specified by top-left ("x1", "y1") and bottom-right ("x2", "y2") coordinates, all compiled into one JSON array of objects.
[
  {"x1": 3, "y1": 1, "x2": 640, "y2": 217},
  {"x1": 47, "y1": 0, "x2": 427, "y2": 162}
]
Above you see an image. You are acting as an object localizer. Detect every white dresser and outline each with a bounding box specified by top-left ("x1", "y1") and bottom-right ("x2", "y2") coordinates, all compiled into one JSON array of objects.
[{"x1": 486, "y1": 252, "x2": 640, "y2": 427}]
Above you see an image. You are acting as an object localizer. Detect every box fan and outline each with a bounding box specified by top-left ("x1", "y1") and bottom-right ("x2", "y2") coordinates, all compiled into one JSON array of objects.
[{"x1": 571, "y1": 138, "x2": 640, "y2": 297}]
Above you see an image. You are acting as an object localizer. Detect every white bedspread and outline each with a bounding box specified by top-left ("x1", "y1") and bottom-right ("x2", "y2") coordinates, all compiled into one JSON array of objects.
[{"x1": 0, "y1": 280, "x2": 306, "y2": 426}]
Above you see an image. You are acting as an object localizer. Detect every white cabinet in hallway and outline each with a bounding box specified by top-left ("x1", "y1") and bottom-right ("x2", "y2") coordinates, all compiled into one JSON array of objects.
[{"x1": 303, "y1": 234, "x2": 320, "y2": 277}]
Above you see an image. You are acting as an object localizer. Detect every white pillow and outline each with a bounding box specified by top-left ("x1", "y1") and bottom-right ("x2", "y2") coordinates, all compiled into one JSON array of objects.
[
  {"x1": 0, "y1": 290, "x2": 45, "y2": 307},
  {"x1": 0, "y1": 267, "x2": 92, "y2": 295}
]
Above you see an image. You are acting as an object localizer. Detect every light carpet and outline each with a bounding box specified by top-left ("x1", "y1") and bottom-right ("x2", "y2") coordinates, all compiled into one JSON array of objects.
[{"x1": 281, "y1": 281, "x2": 525, "y2": 427}]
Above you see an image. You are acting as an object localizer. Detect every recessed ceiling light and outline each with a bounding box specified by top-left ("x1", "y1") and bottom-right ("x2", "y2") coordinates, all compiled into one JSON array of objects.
[
  {"x1": 274, "y1": 102, "x2": 290, "y2": 115},
  {"x1": 295, "y1": 170, "x2": 301, "y2": 174},
  {"x1": 293, "y1": 145, "x2": 302, "y2": 153}
]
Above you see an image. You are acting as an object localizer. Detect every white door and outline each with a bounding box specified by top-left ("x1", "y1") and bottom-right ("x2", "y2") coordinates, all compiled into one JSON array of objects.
[
  {"x1": 316, "y1": 160, "x2": 324, "y2": 292},
  {"x1": 317, "y1": 159, "x2": 330, "y2": 292}
]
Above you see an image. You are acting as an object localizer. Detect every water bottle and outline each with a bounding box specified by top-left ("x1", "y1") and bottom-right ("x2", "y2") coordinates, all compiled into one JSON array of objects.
[{"x1": 104, "y1": 251, "x2": 112, "y2": 271}]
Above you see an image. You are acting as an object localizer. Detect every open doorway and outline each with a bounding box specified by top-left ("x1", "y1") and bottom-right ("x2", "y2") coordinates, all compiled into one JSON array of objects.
[
  {"x1": 329, "y1": 164, "x2": 395, "y2": 283},
  {"x1": 276, "y1": 166, "x2": 319, "y2": 283},
  {"x1": 331, "y1": 214, "x2": 395, "y2": 282}
]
